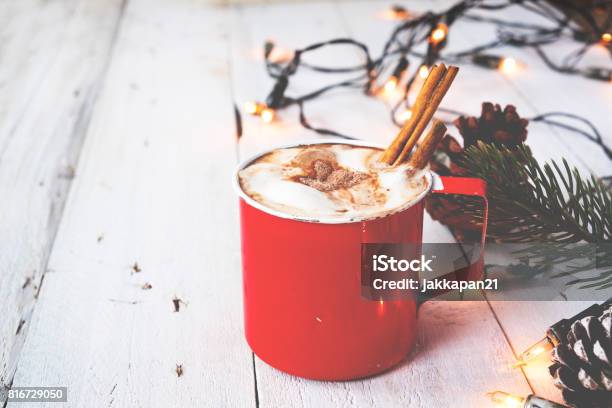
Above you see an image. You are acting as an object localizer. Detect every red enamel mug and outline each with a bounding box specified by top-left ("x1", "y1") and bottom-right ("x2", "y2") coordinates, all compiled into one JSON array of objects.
[{"x1": 234, "y1": 139, "x2": 488, "y2": 380}]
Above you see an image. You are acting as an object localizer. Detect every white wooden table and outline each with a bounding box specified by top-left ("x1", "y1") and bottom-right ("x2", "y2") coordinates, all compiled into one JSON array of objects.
[{"x1": 1, "y1": 0, "x2": 610, "y2": 407}]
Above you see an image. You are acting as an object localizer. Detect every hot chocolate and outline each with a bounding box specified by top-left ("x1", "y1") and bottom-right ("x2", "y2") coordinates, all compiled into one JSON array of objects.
[{"x1": 237, "y1": 142, "x2": 430, "y2": 222}]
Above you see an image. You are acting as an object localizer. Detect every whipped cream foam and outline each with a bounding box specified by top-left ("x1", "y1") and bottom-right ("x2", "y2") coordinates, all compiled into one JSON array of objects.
[{"x1": 237, "y1": 143, "x2": 430, "y2": 222}]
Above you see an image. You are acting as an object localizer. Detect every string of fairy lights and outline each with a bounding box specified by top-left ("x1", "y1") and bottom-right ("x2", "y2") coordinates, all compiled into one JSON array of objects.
[{"x1": 244, "y1": 0, "x2": 612, "y2": 163}]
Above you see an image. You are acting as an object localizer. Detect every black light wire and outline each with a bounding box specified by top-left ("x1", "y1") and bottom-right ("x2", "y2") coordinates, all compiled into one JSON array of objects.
[{"x1": 253, "y1": 0, "x2": 611, "y2": 163}]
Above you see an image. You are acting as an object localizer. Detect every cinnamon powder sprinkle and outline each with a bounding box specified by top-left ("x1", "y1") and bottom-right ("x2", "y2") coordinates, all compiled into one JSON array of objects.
[{"x1": 297, "y1": 159, "x2": 368, "y2": 192}]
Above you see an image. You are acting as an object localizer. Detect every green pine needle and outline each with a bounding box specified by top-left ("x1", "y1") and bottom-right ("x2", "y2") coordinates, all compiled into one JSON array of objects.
[{"x1": 456, "y1": 142, "x2": 612, "y2": 290}]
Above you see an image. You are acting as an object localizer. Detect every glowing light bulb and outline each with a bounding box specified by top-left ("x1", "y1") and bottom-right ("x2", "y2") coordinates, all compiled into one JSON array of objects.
[
  {"x1": 602, "y1": 32, "x2": 612, "y2": 43},
  {"x1": 514, "y1": 336, "x2": 554, "y2": 367},
  {"x1": 245, "y1": 101, "x2": 274, "y2": 123},
  {"x1": 430, "y1": 23, "x2": 448, "y2": 44},
  {"x1": 419, "y1": 65, "x2": 430, "y2": 79},
  {"x1": 269, "y1": 46, "x2": 294, "y2": 64},
  {"x1": 398, "y1": 109, "x2": 412, "y2": 122},
  {"x1": 386, "y1": 5, "x2": 410, "y2": 20},
  {"x1": 260, "y1": 108, "x2": 275, "y2": 123},
  {"x1": 244, "y1": 101, "x2": 260, "y2": 115},
  {"x1": 384, "y1": 76, "x2": 398, "y2": 93},
  {"x1": 499, "y1": 57, "x2": 518, "y2": 74},
  {"x1": 488, "y1": 391, "x2": 525, "y2": 408}
]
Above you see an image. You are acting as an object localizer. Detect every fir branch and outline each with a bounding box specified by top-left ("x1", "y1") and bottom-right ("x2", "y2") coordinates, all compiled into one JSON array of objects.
[
  {"x1": 458, "y1": 142, "x2": 612, "y2": 243},
  {"x1": 456, "y1": 142, "x2": 612, "y2": 290}
]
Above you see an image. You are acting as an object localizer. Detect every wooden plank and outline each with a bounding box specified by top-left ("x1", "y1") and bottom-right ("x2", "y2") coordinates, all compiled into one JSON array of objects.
[
  {"x1": 229, "y1": 1, "x2": 531, "y2": 406},
  {"x1": 425, "y1": 0, "x2": 612, "y2": 403},
  {"x1": 8, "y1": 1, "x2": 255, "y2": 407},
  {"x1": 434, "y1": 1, "x2": 612, "y2": 402},
  {"x1": 465, "y1": 2, "x2": 611, "y2": 175},
  {"x1": 230, "y1": 2, "x2": 398, "y2": 158},
  {"x1": 0, "y1": 0, "x2": 125, "y2": 397}
]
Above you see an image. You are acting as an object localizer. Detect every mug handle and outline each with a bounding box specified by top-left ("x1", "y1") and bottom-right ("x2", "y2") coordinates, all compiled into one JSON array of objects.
[{"x1": 421, "y1": 176, "x2": 488, "y2": 300}]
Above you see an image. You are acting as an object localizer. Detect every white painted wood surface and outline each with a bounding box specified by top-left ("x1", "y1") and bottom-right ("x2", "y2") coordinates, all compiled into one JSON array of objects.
[
  {"x1": 1, "y1": 0, "x2": 610, "y2": 407},
  {"x1": 0, "y1": 0, "x2": 125, "y2": 395},
  {"x1": 6, "y1": 1, "x2": 254, "y2": 407}
]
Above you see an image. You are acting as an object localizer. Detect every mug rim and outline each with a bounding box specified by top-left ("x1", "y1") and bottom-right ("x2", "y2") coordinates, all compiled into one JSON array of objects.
[{"x1": 233, "y1": 138, "x2": 433, "y2": 224}]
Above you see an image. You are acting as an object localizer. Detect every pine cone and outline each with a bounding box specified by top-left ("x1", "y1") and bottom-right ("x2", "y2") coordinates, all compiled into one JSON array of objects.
[
  {"x1": 549, "y1": 306, "x2": 612, "y2": 408},
  {"x1": 426, "y1": 103, "x2": 529, "y2": 237},
  {"x1": 454, "y1": 102, "x2": 528, "y2": 149}
]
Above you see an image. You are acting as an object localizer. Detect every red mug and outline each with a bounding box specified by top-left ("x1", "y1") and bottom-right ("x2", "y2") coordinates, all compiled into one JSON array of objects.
[{"x1": 234, "y1": 139, "x2": 488, "y2": 380}]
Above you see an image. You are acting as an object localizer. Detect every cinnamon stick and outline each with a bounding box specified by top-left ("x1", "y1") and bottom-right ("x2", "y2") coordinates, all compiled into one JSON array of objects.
[
  {"x1": 379, "y1": 64, "x2": 447, "y2": 165},
  {"x1": 408, "y1": 119, "x2": 447, "y2": 169},
  {"x1": 393, "y1": 66, "x2": 459, "y2": 165}
]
